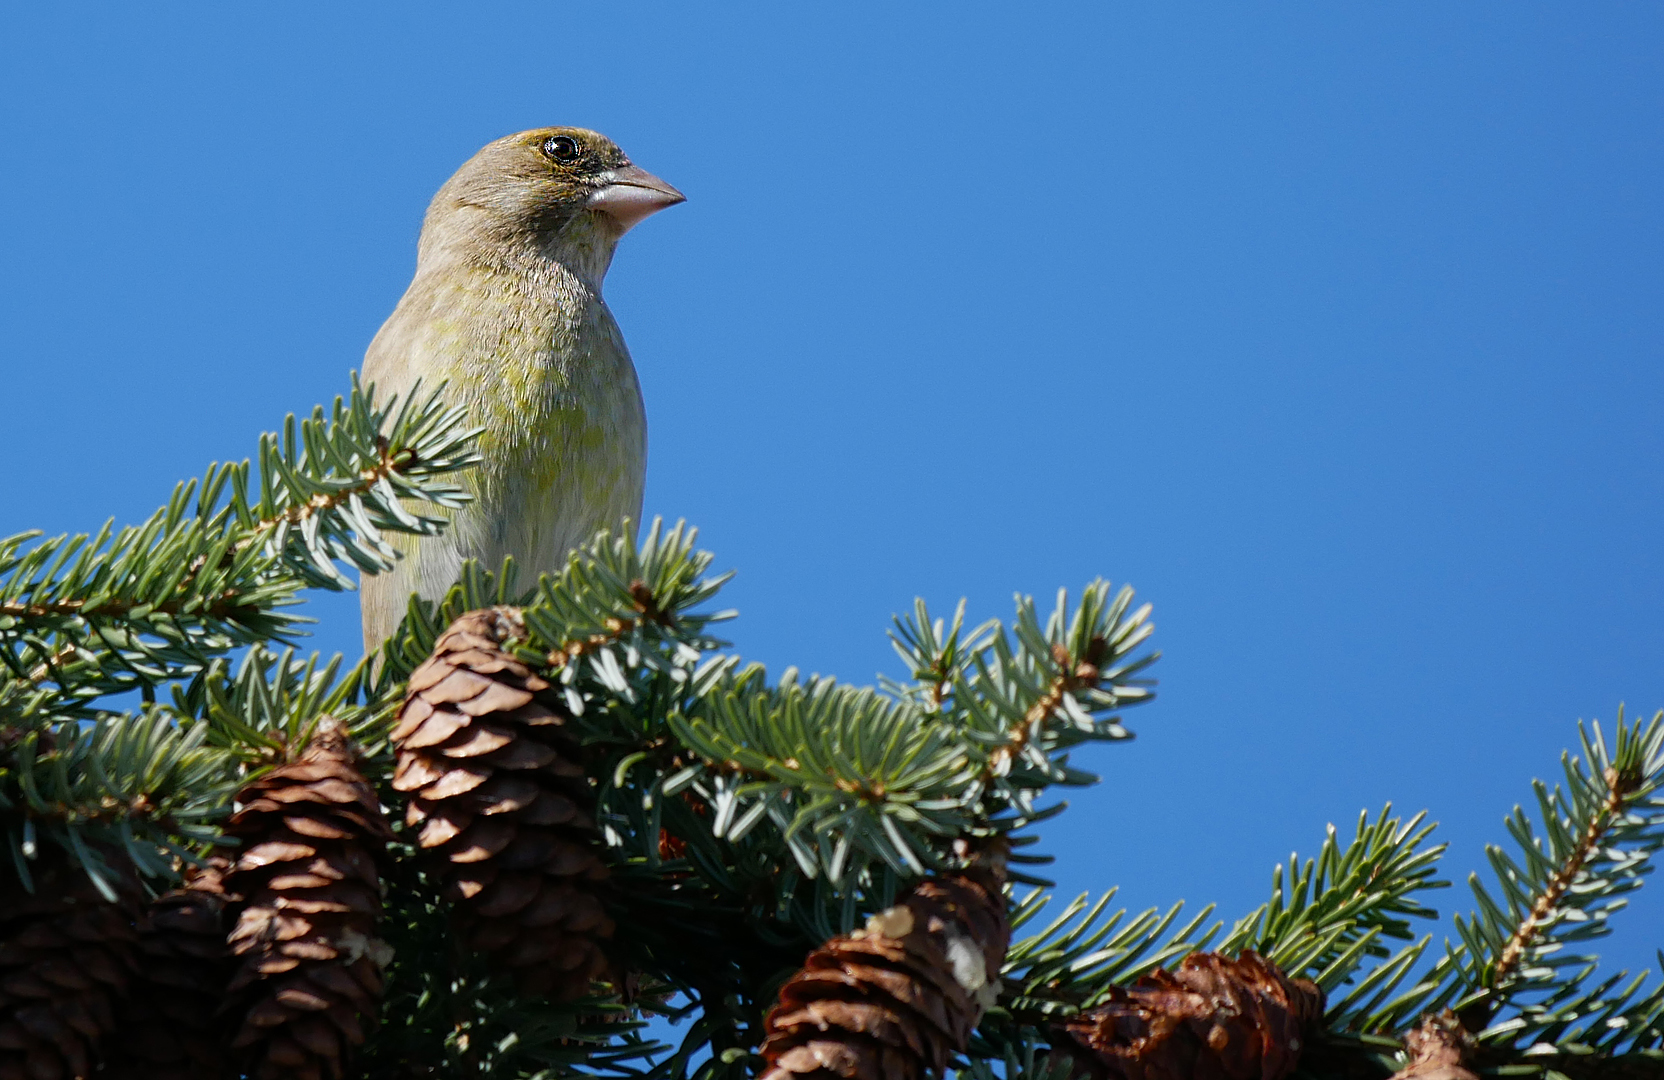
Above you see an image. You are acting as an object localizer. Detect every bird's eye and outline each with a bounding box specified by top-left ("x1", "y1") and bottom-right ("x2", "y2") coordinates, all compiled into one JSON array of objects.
[{"x1": 543, "y1": 136, "x2": 580, "y2": 162}]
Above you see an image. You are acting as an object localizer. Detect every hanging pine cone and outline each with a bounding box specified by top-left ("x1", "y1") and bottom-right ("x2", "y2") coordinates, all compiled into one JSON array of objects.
[
  {"x1": 1053, "y1": 950, "x2": 1325, "y2": 1080},
  {"x1": 221, "y1": 718, "x2": 393, "y2": 1080},
  {"x1": 0, "y1": 855, "x2": 140, "y2": 1080},
  {"x1": 390, "y1": 607, "x2": 612, "y2": 1001},
  {"x1": 759, "y1": 858, "x2": 1009, "y2": 1080},
  {"x1": 101, "y1": 858, "x2": 234, "y2": 1080}
]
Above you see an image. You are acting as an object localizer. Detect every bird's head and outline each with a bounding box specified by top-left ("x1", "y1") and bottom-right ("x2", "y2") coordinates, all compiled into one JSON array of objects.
[{"x1": 419, "y1": 127, "x2": 684, "y2": 275}]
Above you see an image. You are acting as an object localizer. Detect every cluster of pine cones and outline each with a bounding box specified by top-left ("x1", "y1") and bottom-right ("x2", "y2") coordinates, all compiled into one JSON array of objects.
[
  {"x1": 756, "y1": 884, "x2": 1327, "y2": 1080},
  {"x1": 0, "y1": 608, "x2": 612, "y2": 1080},
  {"x1": 0, "y1": 607, "x2": 1332, "y2": 1080}
]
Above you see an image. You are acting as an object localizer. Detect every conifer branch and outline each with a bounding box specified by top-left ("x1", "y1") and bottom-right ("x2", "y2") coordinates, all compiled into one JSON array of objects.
[
  {"x1": 7, "y1": 422, "x2": 1662, "y2": 1080},
  {"x1": 1445, "y1": 710, "x2": 1664, "y2": 1045},
  {"x1": 883, "y1": 599, "x2": 996, "y2": 714},
  {"x1": 990, "y1": 888, "x2": 1221, "y2": 1026},
  {"x1": 667, "y1": 582, "x2": 1157, "y2": 895},
  {"x1": 0, "y1": 423, "x2": 429, "y2": 625},
  {"x1": 1222, "y1": 807, "x2": 1448, "y2": 1004},
  {"x1": 1249, "y1": 711, "x2": 1664, "y2": 1058},
  {"x1": 0, "y1": 706, "x2": 238, "y2": 897},
  {"x1": 0, "y1": 376, "x2": 480, "y2": 709},
  {"x1": 986, "y1": 642, "x2": 1106, "y2": 775},
  {"x1": 1488, "y1": 766, "x2": 1637, "y2": 1000}
]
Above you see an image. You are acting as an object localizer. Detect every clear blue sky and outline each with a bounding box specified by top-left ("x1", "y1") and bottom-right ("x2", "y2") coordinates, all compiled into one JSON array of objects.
[{"x1": 3, "y1": 4, "x2": 1660, "y2": 978}]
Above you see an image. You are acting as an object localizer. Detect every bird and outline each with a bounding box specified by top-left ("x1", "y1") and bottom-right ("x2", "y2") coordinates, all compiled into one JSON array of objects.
[{"x1": 358, "y1": 127, "x2": 684, "y2": 654}]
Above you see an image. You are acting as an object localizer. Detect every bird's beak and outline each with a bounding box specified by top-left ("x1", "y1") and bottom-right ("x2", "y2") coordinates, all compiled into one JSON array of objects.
[{"x1": 588, "y1": 165, "x2": 686, "y2": 232}]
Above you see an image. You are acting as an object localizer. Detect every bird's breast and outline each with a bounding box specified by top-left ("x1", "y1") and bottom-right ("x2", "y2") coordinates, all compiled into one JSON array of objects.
[{"x1": 363, "y1": 255, "x2": 648, "y2": 581}]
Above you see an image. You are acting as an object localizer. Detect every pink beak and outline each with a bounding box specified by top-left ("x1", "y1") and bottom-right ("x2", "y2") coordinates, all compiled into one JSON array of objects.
[{"x1": 587, "y1": 165, "x2": 686, "y2": 232}]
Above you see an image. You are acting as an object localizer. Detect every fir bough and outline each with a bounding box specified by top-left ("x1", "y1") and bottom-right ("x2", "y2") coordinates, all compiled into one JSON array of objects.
[{"x1": 0, "y1": 377, "x2": 1657, "y2": 1080}]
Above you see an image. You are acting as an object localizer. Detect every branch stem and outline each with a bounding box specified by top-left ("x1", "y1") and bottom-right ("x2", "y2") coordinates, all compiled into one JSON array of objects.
[
  {"x1": 1, "y1": 448, "x2": 413, "y2": 624},
  {"x1": 1489, "y1": 766, "x2": 1632, "y2": 994},
  {"x1": 986, "y1": 641, "x2": 1104, "y2": 775}
]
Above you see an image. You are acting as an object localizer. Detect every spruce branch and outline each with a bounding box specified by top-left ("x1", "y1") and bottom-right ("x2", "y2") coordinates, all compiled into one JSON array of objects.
[
  {"x1": 1277, "y1": 711, "x2": 1664, "y2": 1060},
  {"x1": 956, "y1": 582, "x2": 1155, "y2": 779},
  {"x1": 12, "y1": 411, "x2": 1658, "y2": 1080},
  {"x1": 0, "y1": 376, "x2": 479, "y2": 709},
  {"x1": 0, "y1": 375, "x2": 487, "y2": 893},
  {"x1": 1487, "y1": 717, "x2": 1660, "y2": 996},
  {"x1": 1443, "y1": 710, "x2": 1664, "y2": 1048},
  {"x1": 883, "y1": 598, "x2": 997, "y2": 714},
  {"x1": 665, "y1": 582, "x2": 1158, "y2": 895},
  {"x1": 989, "y1": 888, "x2": 1221, "y2": 1028},
  {"x1": 683, "y1": 672, "x2": 976, "y2": 882},
  {"x1": 1078, "y1": 714, "x2": 1664, "y2": 1059},
  {"x1": 0, "y1": 706, "x2": 238, "y2": 897},
  {"x1": 1221, "y1": 806, "x2": 1448, "y2": 1005},
  {"x1": 521, "y1": 519, "x2": 731, "y2": 691}
]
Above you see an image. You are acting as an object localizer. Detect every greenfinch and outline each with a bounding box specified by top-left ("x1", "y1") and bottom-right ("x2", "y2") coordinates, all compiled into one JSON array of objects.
[{"x1": 359, "y1": 128, "x2": 684, "y2": 652}]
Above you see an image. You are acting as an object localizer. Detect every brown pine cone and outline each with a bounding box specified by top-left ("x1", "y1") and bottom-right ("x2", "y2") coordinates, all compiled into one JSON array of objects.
[
  {"x1": 0, "y1": 856, "x2": 141, "y2": 1080},
  {"x1": 759, "y1": 861, "x2": 1009, "y2": 1080},
  {"x1": 390, "y1": 607, "x2": 613, "y2": 1000},
  {"x1": 222, "y1": 718, "x2": 393, "y2": 1080},
  {"x1": 1054, "y1": 950, "x2": 1325, "y2": 1080},
  {"x1": 1387, "y1": 1012, "x2": 1478, "y2": 1080},
  {"x1": 101, "y1": 858, "x2": 234, "y2": 1080}
]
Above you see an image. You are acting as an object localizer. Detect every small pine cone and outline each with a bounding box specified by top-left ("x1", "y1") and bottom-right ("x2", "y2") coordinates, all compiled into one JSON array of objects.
[
  {"x1": 1054, "y1": 950, "x2": 1325, "y2": 1080},
  {"x1": 390, "y1": 607, "x2": 613, "y2": 1000},
  {"x1": 1387, "y1": 1012, "x2": 1478, "y2": 1080},
  {"x1": 0, "y1": 856, "x2": 141, "y2": 1080},
  {"x1": 222, "y1": 718, "x2": 393, "y2": 1080},
  {"x1": 760, "y1": 861, "x2": 1009, "y2": 1080},
  {"x1": 101, "y1": 859, "x2": 234, "y2": 1080}
]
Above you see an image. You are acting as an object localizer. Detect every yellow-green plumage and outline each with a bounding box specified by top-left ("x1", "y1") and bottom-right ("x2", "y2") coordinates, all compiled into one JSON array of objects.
[{"x1": 359, "y1": 128, "x2": 683, "y2": 652}]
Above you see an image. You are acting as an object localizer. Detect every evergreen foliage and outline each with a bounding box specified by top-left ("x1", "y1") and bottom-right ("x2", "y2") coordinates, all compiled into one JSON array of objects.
[{"x1": 0, "y1": 377, "x2": 1658, "y2": 1079}]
